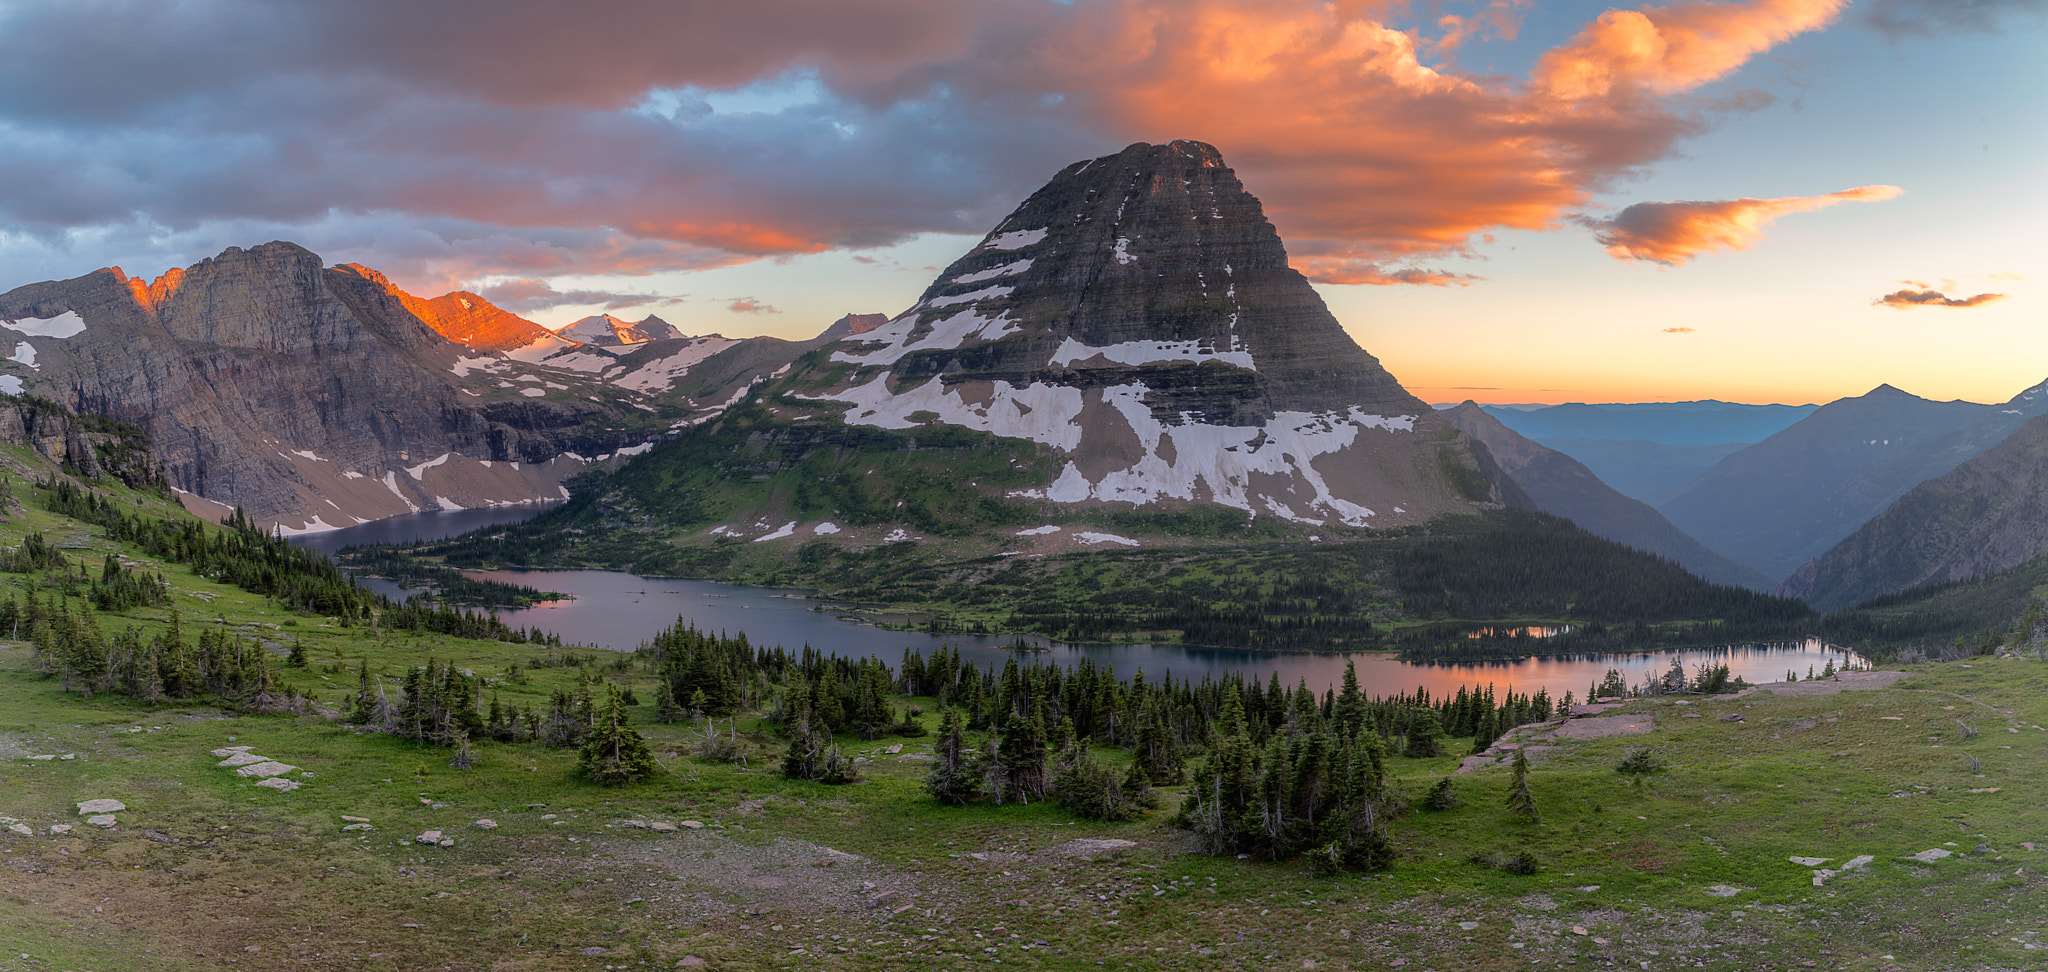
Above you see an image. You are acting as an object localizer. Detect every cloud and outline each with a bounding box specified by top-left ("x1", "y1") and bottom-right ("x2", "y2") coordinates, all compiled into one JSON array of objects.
[
  {"x1": 1663, "y1": 326, "x2": 1696, "y2": 332},
  {"x1": 1874, "y1": 288, "x2": 2008, "y2": 309},
  {"x1": 1861, "y1": 0, "x2": 2045, "y2": 37},
  {"x1": 1293, "y1": 260, "x2": 1482, "y2": 286},
  {"x1": 476, "y1": 277, "x2": 678, "y2": 314},
  {"x1": 1587, "y1": 185, "x2": 1903, "y2": 264},
  {"x1": 727, "y1": 297, "x2": 781, "y2": 314},
  {"x1": 0, "y1": 0, "x2": 1865, "y2": 290}
]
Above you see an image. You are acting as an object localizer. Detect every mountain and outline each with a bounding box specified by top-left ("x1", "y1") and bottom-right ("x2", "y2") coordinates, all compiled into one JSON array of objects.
[
  {"x1": 1529, "y1": 436, "x2": 1746, "y2": 506},
  {"x1": 1780, "y1": 403, "x2": 2048, "y2": 612},
  {"x1": 815, "y1": 312, "x2": 888, "y2": 341},
  {"x1": 1483, "y1": 401, "x2": 1817, "y2": 444},
  {"x1": 1442, "y1": 403, "x2": 1772, "y2": 589},
  {"x1": 770, "y1": 139, "x2": 1519, "y2": 531},
  {"x1": 557, "y1": 313, "x2": 682, "y2": 346},
  {"x1": 341, "y1": 267, "x2": 557, "y2": 354},
  {"x1": 0, "y1": 242, "x2": 667, "y2": 532},
  {"x1": 1656, "y1": 384, "x2": 1993, "y2": 580},
  {"x1": 462, "y1": 139, "x2": 1520, "y2": 574}
]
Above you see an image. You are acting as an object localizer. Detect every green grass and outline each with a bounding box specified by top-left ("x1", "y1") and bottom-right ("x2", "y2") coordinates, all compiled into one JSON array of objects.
[{"x1": 0, "y1": 464, "x2": 2042, "y2": 971}]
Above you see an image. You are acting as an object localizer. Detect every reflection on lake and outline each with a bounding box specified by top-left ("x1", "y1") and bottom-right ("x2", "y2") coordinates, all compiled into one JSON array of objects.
[
  {"x1": 290, "y1": 505, "x2": 561, "y2": 556},
  {"x1": 304, "y1": 510, "x2": 1857, "y2": 701}
]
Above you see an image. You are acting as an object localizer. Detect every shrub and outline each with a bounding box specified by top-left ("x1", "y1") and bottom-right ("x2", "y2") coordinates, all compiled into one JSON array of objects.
[
  {"x1": 1615, "y1": 746, "x2": 1664, "y2": 775},
  {"x1": 1424, "y1": 776, "x2": 1460, "y2": 810}
]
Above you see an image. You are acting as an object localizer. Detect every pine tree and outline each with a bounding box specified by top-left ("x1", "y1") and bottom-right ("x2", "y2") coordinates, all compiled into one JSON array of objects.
[
  {"x1": 1403, "y1": 706, "x2": 1445, "y2": 758},
  {"x1": 924, "y1": 707, "x2": 984, "y2": 804},
  {"x1": 580, "y1": 684, "x2": 658, "y2": 786},
  {"x1": 1505, "y1": 744, "x2": 1538, "y2": 822}
]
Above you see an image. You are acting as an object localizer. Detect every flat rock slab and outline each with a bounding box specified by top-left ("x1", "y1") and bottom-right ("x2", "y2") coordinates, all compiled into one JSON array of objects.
[
  {"x1": 256, "y1": 778, "x2": 301, "y2": 792},
  {"x1": 6, "y1": 823, "x2": 31, "y2": 836},
  {"x1": 85, "y1": 814, "x2": 117, "y2": 828},
  {"x1": 217, "y1": 752, "x2": 271, "y2": 768},
  {"x1": 473, "y1": 819, "x2": 498, "y2": 830},
  {"x1": 1551, "y1": 714, "x2": 1654, "y2": 740},
  {"x1": 1703, "y1": 885, "x2": 1747, "y2": 897},
  {"x1": 1907, "y1": 849, "x2": 1952, "y2": 863},
  {"x1": 76, "y1": 799, "x2": 126, "y2": 815},
  {"x1": 1046, "y1": 838, "x2": 1137, "y2": 858},
  {"x1": 210, "y1": 747, "x2": 254, "y2": 757},
  {"x1": 1735, "y1": 670, "x2": 1917, "y2": 699},
  {"x1": 650, "y1": 822, "x2": 678, "y2": 832},
  {"x1": 236, "y1": 761, "x2": 296, "y2": 778},
  {"x1": 1789, "y1": 856, "x2": 1831, "y2": 866}
]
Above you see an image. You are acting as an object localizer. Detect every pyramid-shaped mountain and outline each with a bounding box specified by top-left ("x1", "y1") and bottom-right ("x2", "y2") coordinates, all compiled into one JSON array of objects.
[{"x1": 775, "y1": 140, "x2": 1506, "y2": 528}]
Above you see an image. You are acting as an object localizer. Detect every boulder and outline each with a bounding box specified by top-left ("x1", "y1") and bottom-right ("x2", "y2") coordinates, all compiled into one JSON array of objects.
[{"x1": 76, "y1": 799, "x2": 126, "y2": 815}]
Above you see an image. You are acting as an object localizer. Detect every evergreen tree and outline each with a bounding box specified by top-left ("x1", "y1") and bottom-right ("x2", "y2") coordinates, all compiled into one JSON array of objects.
[
  {"x1": 580, "y1": 684, "x2": 658, "y2": 786},
  {"x1": 1403, "y1": 706, "x2": 1445, "y2": 758},
  {"x1": 925, "y1": 708, "x2": 984, "y2": 805},
  {"x1": 1505, "y1": 744, "x2": 1538, "y2": 822}
]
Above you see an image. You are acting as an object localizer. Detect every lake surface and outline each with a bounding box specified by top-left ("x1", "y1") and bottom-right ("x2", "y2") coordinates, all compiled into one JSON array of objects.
[{"x1": 298, "y1": 509, "x2": 1859, "y2": 701}]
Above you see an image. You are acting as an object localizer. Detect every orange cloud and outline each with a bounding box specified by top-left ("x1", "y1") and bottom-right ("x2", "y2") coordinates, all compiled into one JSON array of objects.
[
  {"x1": 1588, "y1": 185, "x2": 1903, "y2": 264},
  {"x1": 0, "y1": 0, "x2": 1863, "y2": 290},
  {"x1": 1874, "y1": 289, "x2": 2008, "y2": 309},
  {"x1": 727, "y1": 297, "x2": 781, "y2": 314},
  {"x1": 1663, "y1": 326, "x2": 1696, "y2": 332},
  {"x1": 1535, "y1": 0, "x2": 1848, "y2": 100}
]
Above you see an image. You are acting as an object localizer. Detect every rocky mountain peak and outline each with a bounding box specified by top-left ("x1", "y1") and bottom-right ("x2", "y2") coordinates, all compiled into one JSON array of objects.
[
  {"x1": 787, "y1": 139, "x2": 1501, "y2": 528},
  {"x1": 558, "y1": 313, "x2": 679, "y2": 346},
  {"x1": 333, "y1": 264, "x2": 554, "y2": 354}
]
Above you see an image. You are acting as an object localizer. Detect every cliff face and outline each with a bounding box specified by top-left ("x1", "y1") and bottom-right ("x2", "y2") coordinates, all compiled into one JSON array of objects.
[
  {"x1": 1442, "y1": 403, "x2": 1771, "y2": 590},
  {"x1": 1780, "y1": 407, "x2": 2048, "y2": 611},
  {"x1": 0, "y1": 242, "x2": 652, "y2": 531},
  {"x1": 0, "y1": 395, "x2": 161, "y2": 489},
  {"x1": 785, "y1": 140, "x2": 1511, "y2": 528}
]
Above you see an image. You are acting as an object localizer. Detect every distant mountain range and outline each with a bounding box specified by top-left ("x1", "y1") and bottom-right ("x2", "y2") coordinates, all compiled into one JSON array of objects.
[
  {"x1": 0, "y1": 245, "x2": 824, "y2": 531},
  {"x1": 1442, "y1": 403, "x2": 1772, "y2": 590},
  {"x1": 1782, "y1": 399, "x2": 2048, "y2": 612},
  {"x1": 1657, "y1": 385, "x2": 2004, "y2": 581},
  {"x1": 1483, "y1": 401, "x2": 1817, "y2": 444}
]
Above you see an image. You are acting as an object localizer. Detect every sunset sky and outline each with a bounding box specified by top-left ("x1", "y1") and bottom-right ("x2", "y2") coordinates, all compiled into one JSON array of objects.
[{"x1": 1, "y1": 0, "x2": 2040, "y2": 406}]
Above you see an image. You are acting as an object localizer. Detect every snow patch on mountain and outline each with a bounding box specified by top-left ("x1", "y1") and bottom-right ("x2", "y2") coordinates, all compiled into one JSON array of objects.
[
  {"x1": 1077, "y1": 531, "x2": 1139, "y2": 546},
  {"x1": 829, "y1": 306, "x2": 1020, "y2": 367},
  {"x1": 609, "y1": 337, "x2": 739, "y2": 392},
  {"x1": 405, "y1": 452, "x2": 454, "y2": 480},
  {"x1": 953, "y1": 259, "x2": 1034, "y2": 284},
  {"x1": 3, "y1": 312, "x2": 86, "y2": 339},
  {"x1": 983, "y1": 228, "x2": 1047, "y2": 251},
  {"x1": 9, "y1": 342, "x2": 35, "y2": 369},
  {"x1": 752, "y1": 521, "x2": 797, "y2": 542},
  {"x1": 1049, "y1": 336, "x2": 1253, "y2": 371},
  {"x1": 804, "y1": 375, "x2": 1088, "y2": 450}
]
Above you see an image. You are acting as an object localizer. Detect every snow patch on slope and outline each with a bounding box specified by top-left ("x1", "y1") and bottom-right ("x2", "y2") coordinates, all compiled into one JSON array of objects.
[
  {"x1": 802, "y1": 375, "x2": 1087, "y2": 450},
  {"x1": 3, "y1": 312, "x2": 86, "y2": 339},
  {"x1": 829, "y1": 306, "x2": 1020, "y2": 367},
  {"x1": 609, "y1": 337, "x2": 738, "y2": 392},
  {"x1": 983, "y1": 228, "x2": 1047, "y2": 251},
  {"x1": 953, "y1": 259, "x2": 1034, "y2": 284},
  {"x1": 1049, "y1": 337, "x2": 1253, "y2": 371}
]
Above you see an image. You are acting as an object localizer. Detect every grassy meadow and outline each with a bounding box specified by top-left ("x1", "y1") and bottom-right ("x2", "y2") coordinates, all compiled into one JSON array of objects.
[{"x1": 0, "y1": 461, "x2": 2042, "y2": 971}]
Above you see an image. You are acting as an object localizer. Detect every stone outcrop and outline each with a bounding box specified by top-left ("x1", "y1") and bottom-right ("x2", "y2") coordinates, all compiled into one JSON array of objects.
[
  {"x1": 0, "y1": 242, "x2": 652, "y2": 530},
  {"x1": 787, "y1": 140, "x2": 1514, "y2": 528}
]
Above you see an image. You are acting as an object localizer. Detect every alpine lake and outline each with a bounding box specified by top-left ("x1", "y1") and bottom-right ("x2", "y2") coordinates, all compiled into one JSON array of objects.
[{"x1": 294, "y1": 506, "x2": 1860, "y2": 701}]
